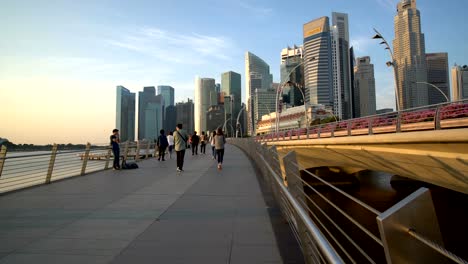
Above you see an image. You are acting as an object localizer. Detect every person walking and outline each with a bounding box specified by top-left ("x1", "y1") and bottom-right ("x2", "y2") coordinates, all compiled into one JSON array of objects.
[
  {"x1": 174, "y1": 124, "x2": 189, "y2": 172},
  {"x1": 157, "y1": 129, "x2": 169, "y2": 161},
  {"x1": 210, "y1": 130, "x2": 217, "y2": 160},
  {"x1": 110, "y1": 129, "x2": 121, "y2": 170},
  {"x1": 200, "y1": 131, "x2": 207, "y2": 154},
  {"x1": 214, "y1": 128, "x2": 226, "y2": 170},
  {"x1": 167, "y1": 131, "x2": 174, "y2": 159},
  {"x1": 191, "y1": 131, "x2": 200, "y2": 155}
]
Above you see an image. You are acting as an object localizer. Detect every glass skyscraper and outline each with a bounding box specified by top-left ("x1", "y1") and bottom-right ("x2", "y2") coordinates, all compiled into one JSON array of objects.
[
  {"x1": 138, "y1": 87, "x2": 163, "y2": 140},
  {"x1": 221, "y1": 71, "x2": 241, "y2": 136},
  {"x1": 116, "y1": 86, "x2": 136, "y2": 142},
  {"x1": 426, "y1": 53, "x2": 450, "y2": 104},
  {"x1": 354, "y1": 57, "x2": 376, "y2": 117},
  {"x1": 157, "y1": 85, "x2": 175, "y2": 107}
]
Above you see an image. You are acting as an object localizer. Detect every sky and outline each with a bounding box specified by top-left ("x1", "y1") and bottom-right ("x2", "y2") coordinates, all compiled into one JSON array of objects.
[{"x1": 1, "y1": 0, "x2": 467, "y2": 144}]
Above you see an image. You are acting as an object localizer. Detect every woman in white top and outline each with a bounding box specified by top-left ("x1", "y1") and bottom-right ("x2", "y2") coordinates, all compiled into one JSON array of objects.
[
  {"x1": 167, "y1": 131, "x2": 175, "y2": 159},
  {"x1": 210, "y1": 130, "x2": 217, "y2": 160}
]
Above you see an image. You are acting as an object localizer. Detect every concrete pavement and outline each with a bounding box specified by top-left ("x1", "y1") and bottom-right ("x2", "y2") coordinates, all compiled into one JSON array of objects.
[{"x1": 0, "y1": 144, "x2": 303, "y2": 264}]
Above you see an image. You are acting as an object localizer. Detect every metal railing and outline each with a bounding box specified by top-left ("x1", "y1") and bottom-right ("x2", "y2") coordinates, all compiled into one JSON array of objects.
[
  {"x1": 230, "y1": 138, "x2": 468, "y2": 264},
  {"x1": 257, "y1": 99, "x2": 468, "y2": 142},
  {"x1": 0, "y1": 141, "x2": 156, "y2": 194}
]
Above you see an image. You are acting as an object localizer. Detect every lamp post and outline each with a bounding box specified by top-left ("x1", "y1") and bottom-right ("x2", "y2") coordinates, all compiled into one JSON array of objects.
[
  {"x1": 275, "y1": 57, "x2": 315, "y2": 134},
  {"x1": 236, "y1": 104, "x2": 245, "y2": 138},
  {"x1": 372, "y1": 28, "x2": 400, "y2": 112},
  {"x1": 412, "y1": 81, "x2": 450, "y2": 103}
]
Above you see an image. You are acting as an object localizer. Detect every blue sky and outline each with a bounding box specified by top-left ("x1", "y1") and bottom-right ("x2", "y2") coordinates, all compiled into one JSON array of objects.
[{"x1": 1, "y1": 0, "x2": 467, "y2": 144}]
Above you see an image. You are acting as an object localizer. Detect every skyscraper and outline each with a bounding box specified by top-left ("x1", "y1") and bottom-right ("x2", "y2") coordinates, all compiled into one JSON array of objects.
[
  {"x1": 452, "y1": 65, "x2": 468, "y2": 101},
  {"x1": 116, "y1": 86, "x2": 135, "y2": 142},
  {"x1": 138, "y1": 87, "x2": 163, "y2": 140},
  {"x1": 426, "y1": 53, "x2": 450, "y2": 104},
  {"x1": 157, "y1": 85, "x2": 175, "y2": 107},
  {"x1": 349, "y1": 47, "x2": 357, "y2": 118},
  {"x1": 194, "y1": 77, "x2": 216, "y2": 133},
  {"x1": 176, "y1": 99, "x2": 195, "y2": 135},
  {"x1": 393, "y1": 0, "x2": 428, "y2": 110},
  {"x1": 245, "y1": 51, "x2": 273, "y2": 135},
  {"x1": 332, "y1": 12, "x2": 352, "y2": 120},
  {"x1": 303, "y1": 17, "x2": 333, "y2": 107},
  {"x1": 354, "y1": 57, "x2": 376, "y2": 117},
  {"x1": 164, "y1": 105, "x2": 177, "y2": 132},
  {"x1": 254, "y1": 88, "x2": 276, "y2": 129},
  {"x1": 221, "y1": 71, "x2": 241, "y2": 136},
  {"x1": 281, "y1": 46, "x2": 304, "y2": 107}
]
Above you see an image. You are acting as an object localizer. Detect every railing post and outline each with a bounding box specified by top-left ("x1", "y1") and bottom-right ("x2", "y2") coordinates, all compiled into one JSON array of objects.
[
  {"x1": 297, "y1": 129, "x2": 300, "y2": 140},
  {"x1": 317, "y1": 125, "x2": 321, "y2": 139},
  {"x1": 45, "y1": 144, "x2": 58, "y2": 184},
  {"x1": 369, "y1": 117, "x2": 374, "y2": 135},
  {"x1": 123, "y1": 142, "x2": 130, "y2": 162},
  {"x1": 0, "y1": 145, "x2": 8, "y2": 178},
  {"x1": 289, "y1": 129, "x2": 292, "y2": 140},
  {"x1": 80, "y1": 142, "x2": 91, "y2": 176},
  {"x1": 145, "y1": 141, "x2": 150, "y2": 159},
  {"x1": 104, "y1": 146, "x2": 112, "y2": 170},
  {"x1": 153, "y1": 141, "x2": 158, "y2": 158},
  {"x1": 331, "y1": 124, "x2": 335, "y2": 138},
  {"x1": 347, "y1": 120, "x2": 352, "y2": 136},
  {"x1": 306, "y1": 127, "x2": 310, "y2": 139},
  {"x1": 135, "y1": 141, "x2": 141, "y2": 162},
  {"x1": 434, "y1": 106, "x2": 441, "y2": 130},
  {"x1": 396, "y1": 111, "x2": 402, "y2": 133}
]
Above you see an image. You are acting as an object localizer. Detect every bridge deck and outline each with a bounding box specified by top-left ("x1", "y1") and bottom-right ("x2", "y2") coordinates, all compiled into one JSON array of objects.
[{"x1": 0, "y1": 145, "x2": 302, "y2": 264}]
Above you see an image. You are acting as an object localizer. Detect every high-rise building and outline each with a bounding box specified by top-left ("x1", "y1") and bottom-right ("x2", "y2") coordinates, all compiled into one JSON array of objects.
[
  {"x1": 426, "y1": 53, "x2": 450, "y2": 104},
  {"x1": 206, "y1": 105, "x2": 225, "y2": 134},
  {"x1": 215, "y1": 83, "x2": 221, "y2": 94},
  {"x1": 393, "y1": 0, "x2": 428, "y2": 110},
  {"x1": 452, "y1": 64, "x2": 468, "y2": 101},
  {"x1": 349, "y1": 46, "x2": 357, "y2": 118},
  {"x1": 138, "y1": 87, "x2": 163, "y2": 141},
  {"x1": 157, "y1": 86, "x2": 175, "y2": 107},
  {"x1": 176, "y1": 99, "x2": 195, "y2": 135},
  {"x1": 194, "y1": 77, "x2": 216, "y2": 133},
  {"x1": 221, "y1": 71, "x2": 241, "y2": 136},
  {"x1": 331, "y1": 12, "x2": 352, "y2": 120},
  {"x1": 281, "y1": 46, "x2": 304, "y2": 107},
  {"x1": 303, "y1": 17, "x2": 333, "y2": 107},
  {"x1": 353, "y1": 57, "x2": 376, "y2": 117},
  {"x1": 245, "y1": 51, "x2": 273, "y2": 135},
  {"x1": 254, "y1": 88, "x2": 277, "y2": 133},
  {"x1": 164, "y1": 105, "x2": 177, "y2": 133},
  {"x1": 116, "y1": 86, "x2": 136, "y2": 142}
]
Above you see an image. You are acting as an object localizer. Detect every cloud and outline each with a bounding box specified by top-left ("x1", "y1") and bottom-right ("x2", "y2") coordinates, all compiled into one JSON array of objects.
[
  {"x1": 106, "y1": 27, "x2": 236, "y2": 65},
  {"x1": 238, "y1": 1, "x2": 273, "y2": 16}
]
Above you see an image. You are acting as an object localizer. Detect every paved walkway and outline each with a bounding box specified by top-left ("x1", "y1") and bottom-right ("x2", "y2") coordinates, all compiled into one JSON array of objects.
[{"x1": 0, "y1": 145, "x2": 303, "y2": 264}]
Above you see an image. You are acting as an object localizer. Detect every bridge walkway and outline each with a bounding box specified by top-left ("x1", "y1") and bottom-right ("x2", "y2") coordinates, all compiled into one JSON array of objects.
[{"x1": 0, "y1": 145, "x2": 303, "y2": 264}]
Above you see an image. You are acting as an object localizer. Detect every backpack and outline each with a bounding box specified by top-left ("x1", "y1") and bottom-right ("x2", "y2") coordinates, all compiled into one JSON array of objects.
[{"x1": 122, "y1": 161, "x2": 139, "y2": 169}]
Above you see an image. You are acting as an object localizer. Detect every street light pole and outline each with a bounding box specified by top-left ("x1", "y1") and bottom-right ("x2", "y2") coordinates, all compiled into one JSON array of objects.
[
  {"x1": 373, "y1": 28, "x2": 400, "y2": 112},
  {"x1": 413, "y1": 81, "x2": 450, "y2": 103},
  {"x1": 236, "y1": 104, "x2": 245, "y2": 138}
]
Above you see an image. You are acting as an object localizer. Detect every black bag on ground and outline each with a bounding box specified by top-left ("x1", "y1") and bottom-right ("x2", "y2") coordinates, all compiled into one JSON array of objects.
[{"x1": 121, "y1": 161, "x2": 139, "y2": 169}]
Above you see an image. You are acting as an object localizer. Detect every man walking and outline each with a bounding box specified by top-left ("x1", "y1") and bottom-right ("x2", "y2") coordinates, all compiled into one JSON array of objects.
[
  {"x1": 110, "y1": 129, "x2": 121, "y2": 170},
  {"x1": 174, "y1": 124, "x2": 189, "y2": 172},
  {"x1": 191, "y1": 131, "x2": 200, "y2": 155}
]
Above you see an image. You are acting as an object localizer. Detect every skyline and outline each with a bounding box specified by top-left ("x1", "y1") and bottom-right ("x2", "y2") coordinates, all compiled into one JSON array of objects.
[{"x1": 2, "y1": 0, "x2": 467, "y2": 144}]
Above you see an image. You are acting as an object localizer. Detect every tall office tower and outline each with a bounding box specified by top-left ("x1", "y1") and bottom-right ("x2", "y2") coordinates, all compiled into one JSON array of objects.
[
  {"x1": 332, "y1": 12, "x2": 352, "y2": 120},
  {"x1": 176, "y1": 99, "x2": 195, "y2": 135},
  {"x1": 164, "y1": 105, "x2": 177, "y2": 132},
  {"x1": 303, "y1": 17, "x2": 333, "y2": 107},
  {"x1": 254, "y1": 88, "x2": 276, "y2": 130},
  {"x1": 349, "y1": 47, "x2": 357, "y2": 118},
  {"x1": 245, "y1": 51, "x2": 273, "y2": 135},
  {"x1": 157, "y1": 85, "x2": 175, "y2": 107},
  {"x1": 426, "y1": 53, "x2": 450, "y2": 104},
  {"x1": 393, "y1": 0, "x2": 428, "y2": 110},
  {"x1": 353, "y1": 57, "x2": 376, "y2": 117},
  {"x1": 452, "y1": 64, "x2": 468, "y2": 101},
  {"x1": 116, "y1": 86, "x2": 136, "y2": 142},
  {"x1": 138, "y1": 86, "x2": 163, "y2": 141},
  {"x1": 194, "y1": 77, "x2": 216, "y2": 133},
  {"x1": 215, "y1": 83, "x2": 221, "y2": 94},
  {"x1": 221, "y1": 71, "x2": 241, "y2": 135},
  {"x1": 281, "y1": 46, "x2": 304, "y2": 107},
  {"x1": 206, "y1": 105, "x2": 225, "y2": 134}
]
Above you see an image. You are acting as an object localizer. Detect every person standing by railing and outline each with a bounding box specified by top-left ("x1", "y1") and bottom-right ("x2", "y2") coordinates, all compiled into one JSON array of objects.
[
  {"x1": 167, "y1": 131, "x2": 174, "y2": 159},
  {"x1": 110, "y1": 129, "x2": 121, "y2": 170},
  {"x1": 200, "y1": 131, "x2": 207, "y2": 154},
  {"x1": 214, "y1": 128, "x2": 226, "y2": 170},
  {"x1": 157, "y1": 129, "x2": 169, "y2": 161},
  {"x1": 174, "y1": 124, "x2": 189, "y2": 172}
]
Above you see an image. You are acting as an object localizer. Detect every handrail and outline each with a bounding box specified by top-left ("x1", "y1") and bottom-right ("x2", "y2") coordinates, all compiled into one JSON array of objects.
[{"x1": 257, "y1": 150, "x2": 345, "y2": 263}]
